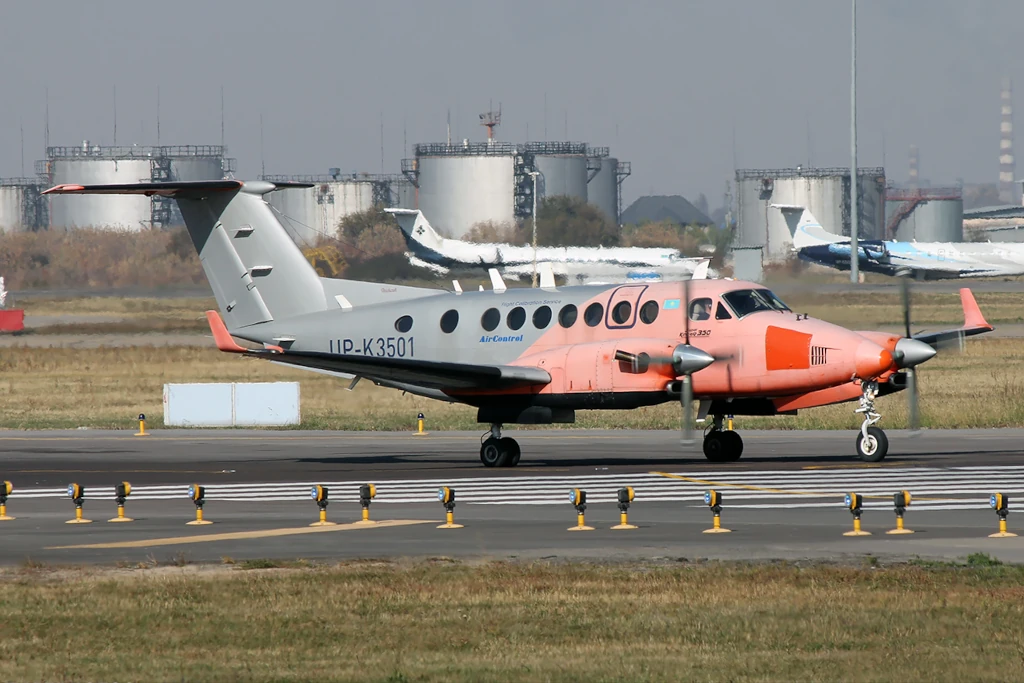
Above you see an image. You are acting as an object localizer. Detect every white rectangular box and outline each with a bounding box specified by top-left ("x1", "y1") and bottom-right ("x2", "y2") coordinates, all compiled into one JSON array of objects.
[{"x1": 163, "y1": 382, "x2": 300, "y2": 427}]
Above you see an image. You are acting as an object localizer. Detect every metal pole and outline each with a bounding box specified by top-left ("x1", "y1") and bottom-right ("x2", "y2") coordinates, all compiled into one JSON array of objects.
[
  {"x1": 850, "y1": 0, "x2": 859, "y2": 284},
  {"x1": 531, "y1": 172, "x2": 539, "y2": 288}
]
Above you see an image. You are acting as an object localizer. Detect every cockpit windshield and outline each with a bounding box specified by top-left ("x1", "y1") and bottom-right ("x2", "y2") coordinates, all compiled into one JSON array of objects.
[
  {"x1": 755, "y1": 288, "x2": 791, "y2": 312},
  {"x1": 722, "y1": 289, "x2": 789, "y2": 318}
]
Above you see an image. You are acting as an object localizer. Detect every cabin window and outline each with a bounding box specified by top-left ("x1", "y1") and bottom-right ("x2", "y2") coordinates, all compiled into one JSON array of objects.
[
  {"x1": 440, "y1": 309, "x2": 459, "y2": 333},
  {"x1": 533, "y1": 305, "x2": 552, "y2": 329},
  {"x1": 394, "y1": 315, "x2": 414, "y2": 333},
  {"x1": 507, "y1": 306, "x2": 526, "y2": 331},
  {"x1": 584, "y1": 302, "x2": 604, "y2": 327},
  {"x1": 755, "y1": 288, "x2": 791, "y2": 312},
  {"x1": 611, "y1": 301, "x2": 633, "y2": 325},
  {"x1": 639, "y1": 300, "x2": 659, "y2": 324},
  {"x1": 481, "y1": 308, "x2": 500, "y2": 332},
  {"x1": 714, "y1": 302, "x2": 732, "y2": 320},
  {"x1": 688, "y1": 297, "x2": 713, "y2": 321},
  {"x1": 722, "y1": 289, "x2": 773, "y2": 318},
  {"x1": 558, "y1": 304, "x2": 578, "y2": 328}
]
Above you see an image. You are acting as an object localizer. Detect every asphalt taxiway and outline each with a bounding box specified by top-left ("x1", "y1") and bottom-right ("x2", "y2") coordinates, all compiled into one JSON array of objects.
[{"x1": 2, "y1": 429, "x2": 1024, "y2": 566}]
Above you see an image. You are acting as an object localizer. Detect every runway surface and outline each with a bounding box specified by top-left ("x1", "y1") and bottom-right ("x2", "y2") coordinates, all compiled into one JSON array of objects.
[{"x1": 3, "y1": 429, "x2": 1024, "y2": 566}]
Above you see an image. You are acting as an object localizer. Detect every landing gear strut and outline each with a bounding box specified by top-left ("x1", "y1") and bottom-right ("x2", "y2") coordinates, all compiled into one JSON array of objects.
[
  {"x1": 702, "y1": 415, "x2": 744, "y2": 463},
  {"x1": 480, "y1": 424, "x2": 521, "y2": 468},
  {"x1": 855, "y1": 381, "x2": 888, "y2": 462}
]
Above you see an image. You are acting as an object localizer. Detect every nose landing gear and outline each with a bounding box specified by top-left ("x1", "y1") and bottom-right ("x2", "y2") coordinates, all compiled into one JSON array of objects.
[
  {"x1": 855, "y1": 381, "x2": 888, "y2": 462},
  {"x1": 702, "y1": 415, "x2": 744, "y2": 462},
  {"x1": 480, "y1": 424, "x2": 521, "y2": 468}
]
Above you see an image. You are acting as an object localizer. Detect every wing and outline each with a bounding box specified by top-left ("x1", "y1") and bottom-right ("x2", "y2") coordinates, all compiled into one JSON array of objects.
[{"x1": 206, "y1": 311, "x2": 549, "y2": 391}]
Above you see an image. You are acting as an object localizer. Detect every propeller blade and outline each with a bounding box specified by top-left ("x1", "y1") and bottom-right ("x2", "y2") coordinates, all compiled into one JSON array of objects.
[
  {"x1": 680, "y1": 374, "x2": 694, "y2": 445},
  {"x1": 900, "y1": 272, "x2": 912, "y2": 339},
  {"x1": 906, "y1": 367, "x2": 920, "y2": 434},
  {"x1": 682, "y1": 276, "x2": 690, "y2": 344}
]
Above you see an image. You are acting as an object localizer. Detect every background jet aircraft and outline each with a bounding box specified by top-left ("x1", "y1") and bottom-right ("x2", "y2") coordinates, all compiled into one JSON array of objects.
[
  {"x1": 776, "y1": 204, "x2": 1024, "y2": 279},
  {"x1": 45, "y1": 180, "x2": 992, "y2": 466},
  {"x1": 387, "y1": 208, "x2": 711, "y2": 284}
]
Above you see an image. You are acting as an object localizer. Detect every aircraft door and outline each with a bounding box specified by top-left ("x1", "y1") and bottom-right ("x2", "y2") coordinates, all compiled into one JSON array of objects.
[{"x1": 605, "y1": 285, "x2": 648, "y2": 329}]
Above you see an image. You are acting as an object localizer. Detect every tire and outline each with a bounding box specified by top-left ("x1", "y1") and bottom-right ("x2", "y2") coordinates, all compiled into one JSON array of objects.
[
  {"x1": 722, "y1": 431, "x2": 744, "y2": 462},
  {"x1": 500, "y1": 438, "x2": 521, "y2": 467},
  {"x1": 856, "y1": 426, "x2": 888, "y2": 462},
  {"x1": 480, "y1": 439, "x2": 503, "y2": 467},
  {"x1": 703, "y1": 432, "x2": 729, "y2": 462}
]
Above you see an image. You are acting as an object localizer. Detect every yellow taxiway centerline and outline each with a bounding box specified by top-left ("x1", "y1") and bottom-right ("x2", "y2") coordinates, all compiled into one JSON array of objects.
[
  {"x1": 47, "y1": 519, "x2": 435, "y2": 550},
  {"x1": 650, "y1": 471, "x2": 962, "y2": 502}
]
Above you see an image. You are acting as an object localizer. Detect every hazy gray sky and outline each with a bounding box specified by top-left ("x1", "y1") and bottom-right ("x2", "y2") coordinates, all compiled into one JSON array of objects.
[{"x1": 1, "y1": 0, "x2": 1022, "y2": 207}]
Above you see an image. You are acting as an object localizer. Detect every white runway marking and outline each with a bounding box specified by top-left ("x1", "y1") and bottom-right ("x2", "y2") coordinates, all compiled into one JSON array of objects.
[{"x1": 12, "y1": 466, "x2": 1024, "y2": 511}]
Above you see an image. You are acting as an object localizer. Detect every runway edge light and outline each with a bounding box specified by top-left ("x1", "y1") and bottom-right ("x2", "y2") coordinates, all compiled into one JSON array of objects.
[
  {"x1": 437, "y1": 486, "x2": 463, "y2": 529},
  {"x1": 108, "y1": 481, "x2": 134, "y2": 523},
  {"x1": 0, "y1": 480, "x2": 14, "y2": 521},
  {"x1": 611, "y1": 487, "x2": 637, "y2": 530},
  {"x1": 886, "y1": 490, "x2": 913, "y2": 535},
  {"x1": 310, "y1": 485, "x2": 336, "y2": 527},
  {"x1": 187, "y1": 484, "x2": 212, "y2": 525},
  {"x1": 568, "y1": 488, "x2": 593, "y2": 531},
  {"x1": 843, "y1": 492, "x2": 870, "y2": 536},
  {"x1": 66, "y1": 482, "x2": 92, "y2": 524},
  {"x1": 356, "y1": 484, "x2": 377, "y2": 525},
  {"x1": 989, "y1": 492, "x2": 1017, "y2": 538},
  {"x1": 703, "y1": 489, "x2": 731, "y2": 534},
  {"x1": 135, "y1": 413, "x2": 148, "y2": 437}
]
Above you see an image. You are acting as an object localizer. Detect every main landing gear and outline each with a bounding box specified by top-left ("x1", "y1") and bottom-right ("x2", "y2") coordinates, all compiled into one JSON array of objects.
[
  {"x1": 855, "y1": 380, "x2": 888, "y2": 462},
  {"x1": 702, "y1": 415, "x2": 744, "y2": 463},
  {"x1": 480, "y1": 424, "x2": 521, "y2": 468}
]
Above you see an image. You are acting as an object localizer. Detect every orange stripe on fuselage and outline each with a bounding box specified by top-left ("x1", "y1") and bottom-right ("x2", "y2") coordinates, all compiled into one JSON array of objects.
[{"x1": 765, "y1": 325, "x2": 811, "y2": 371}]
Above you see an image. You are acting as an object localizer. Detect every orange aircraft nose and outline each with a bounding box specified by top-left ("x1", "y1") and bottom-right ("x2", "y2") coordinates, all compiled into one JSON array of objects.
[{"x1": 854, "y1": 339, "x2": 894, "y2": 379}]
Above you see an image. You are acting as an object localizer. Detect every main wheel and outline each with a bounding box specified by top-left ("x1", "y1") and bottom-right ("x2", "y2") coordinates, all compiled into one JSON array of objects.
[
  {"x1": 721, "y1": 431, "x2": 744, "y2": 462},
  {"x1": 703, "y1": 431, "x2": 729, "y2": 463},
  {"x1": 856, "y1": 426, "x2": 888, "y2": 462},
  {"x1": 480, "y1": 438, "x2": 503, "y2": 467},
  {"x1": 499, "y1": 438, "x2": 521, "y2": 467}
]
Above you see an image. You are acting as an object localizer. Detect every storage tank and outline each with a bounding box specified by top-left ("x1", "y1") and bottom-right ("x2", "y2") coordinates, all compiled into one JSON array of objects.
[
  {"x1": 587, "y1": 155, "x2": 620, "y2": 223},
  {"x1": 0, "y1": 178, "x2": 46, "y2": 233},
  {"x1": 391, "y1": 177, "x2": 417, "y2": 209},
  {"x1": 44, "y1": 143, "x2": 154, "y2": 230},
  {"x1": 735, "y1": 167, "x2": 886, "y2": 262},
  {"x1": 526, "y1": 142, "x2": 589, "y2": 203},
  {"x1": 885, "y1": 187, "x2": 963, "y2": 242},
  {"x1": 409, "y1": 143, "x2": 517, "y2": 238}
]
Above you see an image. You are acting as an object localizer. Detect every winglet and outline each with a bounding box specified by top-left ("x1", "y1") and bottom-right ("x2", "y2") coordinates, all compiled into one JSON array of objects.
[
  {"x1": 960, "y1": 288, "x2": 992, "y2": 331},
  {"x1": 205, "y1": 310, "x2": 249, "y2": 353},
  {"x1": 691, "y1": 260, "x2": 710, "y2": 280}
]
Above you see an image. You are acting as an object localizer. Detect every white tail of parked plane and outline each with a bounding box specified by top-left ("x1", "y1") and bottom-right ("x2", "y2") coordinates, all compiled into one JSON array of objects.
[
  {"x1": 389, "y1": 209, "x2": 445, "y2": 251},
  {"x1": 771, "y1": 204, "x2": 848, "y2": 250}
]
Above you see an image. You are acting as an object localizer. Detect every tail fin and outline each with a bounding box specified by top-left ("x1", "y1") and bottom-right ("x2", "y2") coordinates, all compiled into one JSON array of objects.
[
  {"x1": 44, "y1": 180, "x2": 327, "y2": 328},
  {"x1": 771, "y1": 204, "x2": 847, "y2": 250},
  {"x1": 386, "y1": 209, "x2": 445, "y2": 252}
]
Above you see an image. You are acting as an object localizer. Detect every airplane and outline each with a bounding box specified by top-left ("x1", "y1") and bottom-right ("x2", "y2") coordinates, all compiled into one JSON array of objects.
[
  {"x1": 44, "y1": 180, "x2": 994, "y2": 466},
  {"x1": 386, "y1": 208, "x2": 712, "y2": 285},
  {"x1": 777, "y1": 203, "x2": 1024, "y2": 279}
]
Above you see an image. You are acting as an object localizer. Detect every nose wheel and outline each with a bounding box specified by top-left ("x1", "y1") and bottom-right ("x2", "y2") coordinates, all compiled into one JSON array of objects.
[
  {"x1": 854, "y1": 381, "x2": 888, "y2": 462},
  {"x1": 702, "y1": 419, "x2": 744, "y2": 462},
  {"x1": 480, "y1": 424, "x2": 521, "y2": 467}
]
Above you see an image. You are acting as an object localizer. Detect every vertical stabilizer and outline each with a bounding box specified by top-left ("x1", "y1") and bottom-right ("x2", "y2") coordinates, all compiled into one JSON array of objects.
[
  {"x1": 387, "y1": 208, "x2": 445, "y2": 252},
  {"x1": 771, "y1": 204, "x2": 847, "y2": 249}
]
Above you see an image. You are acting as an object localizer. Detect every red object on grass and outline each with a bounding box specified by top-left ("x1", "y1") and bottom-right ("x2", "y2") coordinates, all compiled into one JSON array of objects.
[{"x1": 0, "y1": 309, "x2": 25, "y2": 332}]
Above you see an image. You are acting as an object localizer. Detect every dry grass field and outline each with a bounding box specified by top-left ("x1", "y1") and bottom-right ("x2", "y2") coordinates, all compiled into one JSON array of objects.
[
  {"x1": 1, "y1": 559, "x2": 1022, "y2": 682},
  {"x1": 2, "y1": 290, "x2": 1022, "y2": 430}
]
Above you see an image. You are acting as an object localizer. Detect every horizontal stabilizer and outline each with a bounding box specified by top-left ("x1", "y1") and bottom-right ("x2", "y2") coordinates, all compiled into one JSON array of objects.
[
  {"x1": 43, "y1": 180, "x2": 312, "y2": 198},
  {"x1": 205, "y1": 310, "x2": 250, "y2": 353}
]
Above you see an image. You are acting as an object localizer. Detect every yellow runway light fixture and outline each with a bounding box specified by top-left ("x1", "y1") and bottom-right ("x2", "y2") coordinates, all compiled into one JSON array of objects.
[
  {"x1": 568, "y1": 488, "x2": 593, "y2": 531},
  {"x1": 611, "y1": 487, "x2": 637, "y2": 530},
  {"x1": 414, "y1": 412, "x2": 428, "y2": 436},
  {"x1": 355, "y1": 483, "x2": 377, "y2": 525},
  {"x1": 0, "y1": 480, "x2": 14, "y2": 521},
  {"x1": 990, "y1": 493, "x2": 1017, "y2": 538},
  {"x1": 886, "y1": 490, "x2": 913, "y2": 535},
  {"x1": 843, "y1": 493, "x2": 871, "y2": 536},
  {"x1": 703, "y1": 489, "x2": 731, "y2": 533},
  {"x1": 108, "y1": 481, "x2": 134, "y2": 523},
  {"x1": 66, "y1": 483, "x2": 92, "y2": 524},
  {"x1": 135, "y1": 413, "x2": 148, "y2": 437},
  {"x1": 187, "y1": 484, "x2": 212, "y2": 525},
  {"x1": 437, "y1": 487, "x2": 463, "y2": 529},
  {"x1": 310, "y1": 485, "x2": 336, "y2": 527}
]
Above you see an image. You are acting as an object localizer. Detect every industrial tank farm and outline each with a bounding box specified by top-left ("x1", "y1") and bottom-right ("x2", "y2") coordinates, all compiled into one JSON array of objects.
[
  {"x1": 526, "y1": 142, "x2": 590, "y2": 204},
  {"x1": 587, "y1": 156, "x2": 630, "y2": 223},
  {"x1": 735, "y1": 167, "x2": 886, "y2": 262},
  {"x1": 0, "y1": 178, "x2": 46, "y2": 233},
  {"x1": 885, "y1": 186, "x2": 964, "y2": 242}
]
